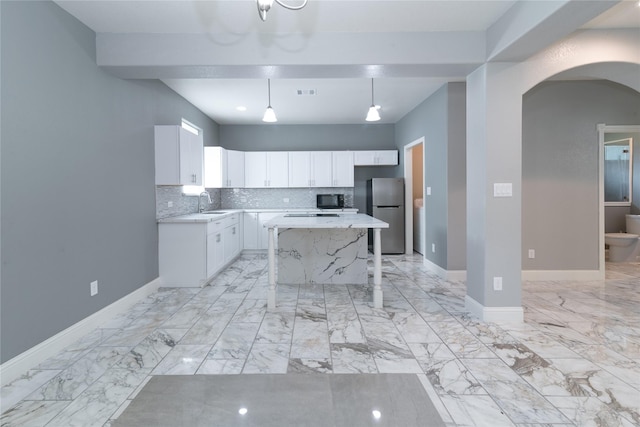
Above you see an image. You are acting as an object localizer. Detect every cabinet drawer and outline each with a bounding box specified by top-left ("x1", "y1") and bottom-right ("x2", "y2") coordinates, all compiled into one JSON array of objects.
[
  {"x1": 221, "y1": 213, "x2": 239, "y2": 228},
  {"x1": 207, "y1": 219, "x2": 225, "y2": 234}
]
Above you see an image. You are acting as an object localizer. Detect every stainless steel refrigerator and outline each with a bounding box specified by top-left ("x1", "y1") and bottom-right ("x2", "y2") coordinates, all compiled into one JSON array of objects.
[{"x1": 366, "y1": 178, "x2": 405, "y2": 254}]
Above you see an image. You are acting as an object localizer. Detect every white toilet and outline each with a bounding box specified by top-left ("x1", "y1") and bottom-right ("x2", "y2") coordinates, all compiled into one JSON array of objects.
[{"x1": 605, "y1": 214, "x2": 640, "y2": 262}]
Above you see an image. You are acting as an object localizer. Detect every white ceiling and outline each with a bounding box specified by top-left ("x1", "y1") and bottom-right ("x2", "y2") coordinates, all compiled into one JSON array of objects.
[{"x1": 55, "y1": 0, "x2": 640, "y2": 125}]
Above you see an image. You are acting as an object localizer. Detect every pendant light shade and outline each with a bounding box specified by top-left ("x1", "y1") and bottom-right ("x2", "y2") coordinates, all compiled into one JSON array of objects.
[
  {"x1": 262, "y1": 79, "x2": 277, "y2": 123},
  {"x1": 365, "y1": 78, "x2": 381, "y2": 122}
]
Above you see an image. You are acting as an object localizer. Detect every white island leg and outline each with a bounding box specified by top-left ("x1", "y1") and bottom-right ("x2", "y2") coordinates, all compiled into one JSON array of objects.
[
  {"x1": 267, "y1": 226, "x2": 276, "y2": 310},
  {"x1": 373, "y1": 227, "x2": 383, "y2": 308}
]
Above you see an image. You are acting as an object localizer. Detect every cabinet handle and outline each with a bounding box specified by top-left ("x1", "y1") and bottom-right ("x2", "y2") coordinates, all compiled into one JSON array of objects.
[
  {"x1": 232, "y1": 227, "x2": 236, "y2": 235},
  {"x1": 264, "y1": 180, "x2": 268, "y2": 187},
  {"x1": 216, "y1": 234, "x2": 221, "y2": 243}
]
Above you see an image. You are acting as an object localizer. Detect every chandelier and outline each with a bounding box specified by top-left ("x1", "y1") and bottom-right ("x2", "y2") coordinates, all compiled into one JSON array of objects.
[{"x1": 257, "y1": 0, "x2": 308, "y2": 21}]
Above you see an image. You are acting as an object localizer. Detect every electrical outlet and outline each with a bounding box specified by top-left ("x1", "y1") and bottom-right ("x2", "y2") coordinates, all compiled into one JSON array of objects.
[
  {"x1": 90, "y1": 280, "x2": 98, "y2": 296},
  {"x1": 493, "y1": 277, "x2": 503, "y2": 291},
  {"x1": 283, "y1": 198, "x2": 289, "y2": 203},
  {"x1": 167, "y1": 201, "x2": 173, "y2": 208},
  {"x1": 431, "y1": 243, "x2": 436, "y2": 253},
  {"x1": 528, "y1": 249, "x2": 535, "y2": 259}
]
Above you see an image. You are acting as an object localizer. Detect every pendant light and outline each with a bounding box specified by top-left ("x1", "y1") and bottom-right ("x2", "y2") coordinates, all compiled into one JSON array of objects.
[
  {"x1": 365, "y1": 78, "x2": 381, "y2": 122},
  {"x1": 262, "y1": 79, "x2": 277, "y2": 123}
]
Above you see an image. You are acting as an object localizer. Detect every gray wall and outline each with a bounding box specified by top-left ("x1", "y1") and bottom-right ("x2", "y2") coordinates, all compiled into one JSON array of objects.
[
  {"x1": 219, "y1": 124, "x2": 398, "y2": 213},
  {"x1": 0, "y1": 1, "x2": 218, "y2": 363},
  {"x1": 522, "y1": 80, "x2": 640, "y2": 271},
  {"x1": 395, "y1": 83, "x2": 467, "y2": 270}
]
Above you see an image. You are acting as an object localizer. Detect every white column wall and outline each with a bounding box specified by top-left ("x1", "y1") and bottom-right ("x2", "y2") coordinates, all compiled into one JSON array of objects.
[
  {"x1": 465, "y1": 29, "x2": 639, "y2": 323},
  {"x1": 466, "y1": 63, "x2": 523, "y2": 322}
]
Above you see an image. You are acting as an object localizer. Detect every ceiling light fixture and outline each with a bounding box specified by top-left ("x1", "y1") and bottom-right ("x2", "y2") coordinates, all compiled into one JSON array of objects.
[
  {"x1": 257, "y1": 0, "x2": 308, "y2": 21},
  {"x1": 365, "y1": 78, "x2": 381, "y2": 122},
  {"x1": 262, "y1": 79, "x2": 277, "y2": 123}
]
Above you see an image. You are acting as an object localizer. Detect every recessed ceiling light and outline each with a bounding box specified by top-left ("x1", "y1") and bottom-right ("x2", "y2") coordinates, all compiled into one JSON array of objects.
[{"x1": 236, "y1": 106, "x2": 247, "y2": 112}]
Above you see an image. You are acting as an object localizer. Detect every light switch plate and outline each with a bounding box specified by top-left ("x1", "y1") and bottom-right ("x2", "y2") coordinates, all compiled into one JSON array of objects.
[
  {"x1": 493, "y1": 183, "x2": 513, "y2": 197},
  {"x1": 426, "y1": 187, "x2": 432, "y2": 196},
  {"x1": 493, "y1": 277, "x2": 503, "y2": 291}
]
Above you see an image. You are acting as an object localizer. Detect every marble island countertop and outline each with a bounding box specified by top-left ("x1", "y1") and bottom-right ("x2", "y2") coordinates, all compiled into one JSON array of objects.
[
  {"x1": 158, "y1": 208, "x2": 359, "y2": 223},
  {"x1": 264, "y1": 213, "x2": 388, "y2": 229}
]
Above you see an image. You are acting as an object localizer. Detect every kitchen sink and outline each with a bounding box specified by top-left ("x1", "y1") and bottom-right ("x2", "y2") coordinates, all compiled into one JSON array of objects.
[{"x1": 201, "y1": 211, "x2": 227, "y2": 215}]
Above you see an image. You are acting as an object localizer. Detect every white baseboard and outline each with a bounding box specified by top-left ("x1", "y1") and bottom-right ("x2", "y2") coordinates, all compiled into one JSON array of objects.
[
  {"x1": 522, "y1": 270, "x2": 604, "y2": 281},
  {"x1": 465, "y1": 295, "x2": 524, "y2": 323},
  {"x1": 0, "y1": 277, "x2": 162, "y2": 387},
  {"x1": 422, "y1": 257, "x2": 467, "y2": 281}
]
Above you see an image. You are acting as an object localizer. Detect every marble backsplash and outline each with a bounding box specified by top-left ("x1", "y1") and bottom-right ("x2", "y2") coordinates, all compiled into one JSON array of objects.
[
  {"x1": 220, "y1": 187, "x2": 354, "y2": 210},
  {"x1": 156, "y1": 186, "x2": 355, "y2": 219}
]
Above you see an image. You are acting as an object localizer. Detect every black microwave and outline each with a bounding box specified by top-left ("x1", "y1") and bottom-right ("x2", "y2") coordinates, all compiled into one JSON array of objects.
[{"x1": 317, "y1": 194, "x2": 345, "y2": 209}]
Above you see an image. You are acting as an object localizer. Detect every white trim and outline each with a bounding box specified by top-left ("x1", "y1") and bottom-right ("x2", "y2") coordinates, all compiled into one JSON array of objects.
[
  {"x1": 422, "y1": 257, "x2": 467, "y2": 281},
  {"x1": 465, "y1": 295, "x2": 524, "y2": 323},
  {"x1": 0, "y1": 277, "x2": 162, "y2": 387},
  {"x1": 403, "y1": 137, "x2": 425, "y2": 255},
  {"x1": 522, "y1": 269, "x2": 604, "y2": 281}
]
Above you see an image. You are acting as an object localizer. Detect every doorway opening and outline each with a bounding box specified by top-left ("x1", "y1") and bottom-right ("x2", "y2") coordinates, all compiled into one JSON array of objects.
[
  {"x1": 403, "y1": 137, "x2": 425, "y2": 256},
  {"x1": 598, "y1": 124, "x2": 640, "y2": 273}
]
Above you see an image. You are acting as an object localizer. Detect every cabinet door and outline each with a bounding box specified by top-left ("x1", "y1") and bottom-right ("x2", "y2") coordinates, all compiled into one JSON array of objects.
[
  {"x1": 243, "y1": 212, "x2": 259, "y2": 249},
  {"x1": 155, "y1": 125, "x2": 203, "y2": 186},
  {"x1": 288, "y1": 151, "x2": 311, "y2": 187},
  {"x1": 266, "y1": 152, "x2": 289, "y2": 187},
  {"x1": 180, "y1": 128, "x2": 203, "y2": 185},
  {"x1": 331, "y1": 151, "x2": 354, "y2": 187},
  {"x1": 353, "y1": 150, "x2": 377, "y2": 166},
  {"x1": 224, "y1": 224, "x2": 240, "y2": 263},
  {"x1": 204, "y1": 146, "x2": 223, "y2": 188},
  {"x1": 226, "y1": 150, "x2": 245, "y2": 187},
  {"x1": 310, "y1": 152, "x2": 333, "y2": 187},
  {"x1": 206, "y1": 232, "x2": 218, "y2": 276},
  {"x1": 244, "y1": 152, "x2": 268, "y2": 187},
  {"x1": 376, "y1": 150, "x2": 398, "y2": 165}
]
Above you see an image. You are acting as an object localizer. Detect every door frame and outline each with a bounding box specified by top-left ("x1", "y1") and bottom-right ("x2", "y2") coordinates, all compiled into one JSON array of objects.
[
  {"x1": 403, "y1": 137, "x2": 425, "y2": 255},
  {"x1": 598, "y1": 124, "x2": 640, "y2": 275}
]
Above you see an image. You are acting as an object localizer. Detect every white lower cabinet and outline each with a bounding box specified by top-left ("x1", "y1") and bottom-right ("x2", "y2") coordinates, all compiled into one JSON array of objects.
[
  {"x1": 244, "y1": 211, "x2": 322, "y2": 250},
  {"x1": 159, "y1": 213, "x2": 241, "y2": 286},
  {"x1": 243, "y1": 212, "x2": 259, "y2": 249},
  {"x1": 223, "y1": 221, "x2": 240, "y2": 264},
  {"x1": 206, "y1": 221, "x2": 224, "y2": 277}
]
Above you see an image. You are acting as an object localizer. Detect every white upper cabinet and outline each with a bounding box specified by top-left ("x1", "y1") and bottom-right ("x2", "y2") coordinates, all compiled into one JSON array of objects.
[
  {"x1": 204, "y1": 147, "x2": 245, "y2": 188},
  {"x1": 288, "y1": 151, "x2": 332, "y2": 187},
  {"x1": 331, "y1": 151, "x2": 354, "y2": 187},
  {"x1": 244, "y1": 151, "x2": 289, "y2": 188},
  {"x1": 353, "y1": 150, "x2": 398, "y2": 166},
  {"x1": 154, "y1": 125, "x2": 203, "y2": 185}
]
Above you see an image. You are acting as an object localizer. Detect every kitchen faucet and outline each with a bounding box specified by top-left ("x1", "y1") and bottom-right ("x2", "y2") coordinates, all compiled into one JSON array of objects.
[{"x1": 198, "y1": 191, "x2": 212, "y2": 213}]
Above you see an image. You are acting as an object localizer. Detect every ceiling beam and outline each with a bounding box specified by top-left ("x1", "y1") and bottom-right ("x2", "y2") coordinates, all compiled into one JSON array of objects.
[
  {"x1": 487, "y1": 0, "x2": 622, "y2": 62},
  {"x1": 96, "y1": 31, "x2": 486, "y2": 79}
]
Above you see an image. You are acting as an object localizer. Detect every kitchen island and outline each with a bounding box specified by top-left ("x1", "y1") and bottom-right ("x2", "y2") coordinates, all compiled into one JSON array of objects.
[{"x1": 263, "y1": 213, "x2": 389, "y2": 310}]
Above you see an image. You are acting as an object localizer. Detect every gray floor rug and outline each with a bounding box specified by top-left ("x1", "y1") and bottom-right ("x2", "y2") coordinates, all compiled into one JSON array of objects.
[{"x1": 113, "y1": 374, "x2": 446, "y2": 427}]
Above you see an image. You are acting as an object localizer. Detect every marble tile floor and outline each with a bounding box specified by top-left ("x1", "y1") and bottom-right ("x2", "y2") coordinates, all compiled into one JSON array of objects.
[{"x1": 1, "y1": 253, "x2": 638, "y2": 426}]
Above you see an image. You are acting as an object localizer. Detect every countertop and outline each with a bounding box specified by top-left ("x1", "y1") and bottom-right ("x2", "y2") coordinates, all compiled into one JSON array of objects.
[
  {"x1": 158, "y1": 208, "x2": 358, "y2": 223},
  {"x1": 263, "y1": 213, "x2": 388, "y2": 229},
  {"x1": 158, "y1": 209, "x2": 243, "y2": 223}
]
